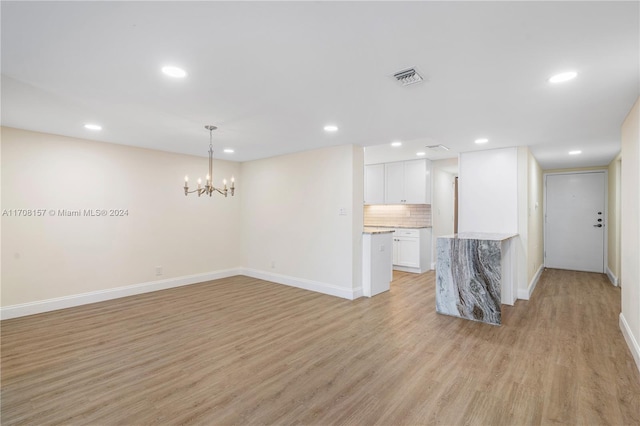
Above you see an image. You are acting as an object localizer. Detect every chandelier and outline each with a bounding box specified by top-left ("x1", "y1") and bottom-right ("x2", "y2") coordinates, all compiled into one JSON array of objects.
[{"x1": 183, "y1": 125, "x2": 235, "y2": 197}]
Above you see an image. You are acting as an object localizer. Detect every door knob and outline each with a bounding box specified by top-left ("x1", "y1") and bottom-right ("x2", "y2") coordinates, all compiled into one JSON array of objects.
[{"x1": 593, "y1": 224, "x2": 603, "y2": 228}]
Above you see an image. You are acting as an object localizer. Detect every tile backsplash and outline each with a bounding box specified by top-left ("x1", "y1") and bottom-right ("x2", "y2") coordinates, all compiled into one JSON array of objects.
[{"x1": 364, "y1": 204, "x2": 431, "y2": 227}]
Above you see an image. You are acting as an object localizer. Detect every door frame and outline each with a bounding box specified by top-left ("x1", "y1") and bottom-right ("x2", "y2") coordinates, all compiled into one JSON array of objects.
[{"x1": 543, "y1": 170, "x2": 608, "y2": 273}]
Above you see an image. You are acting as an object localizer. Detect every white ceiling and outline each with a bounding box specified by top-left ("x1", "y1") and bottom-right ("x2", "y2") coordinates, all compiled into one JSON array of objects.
[{"x1": 1, "y1": 1, "x2": 638, "y2": 169}]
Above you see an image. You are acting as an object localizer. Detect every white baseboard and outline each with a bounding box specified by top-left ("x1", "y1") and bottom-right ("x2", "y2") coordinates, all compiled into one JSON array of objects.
[
  {"x1": 620, "y1": 313, "x2": 640, "y2": 375},
  {"x1": 517, "y1": 264, "x2": 544, "y2": 301},
  {"x1": 392, "y1": 265, "x2": 424, "y2": 273},
  {"x1": 352, "y1": 287, "x2": 364, "y2": 299},
  {"x1": 606, "y1": 266, "x2": 619, "y2": 286},
  {"x1": 241, "y1": 268, "x2": 361, "y2": 300},
  {"x1": 1, "y1": 268, "x2": 362, "y2": 320},
  {"x1": 0, "y1": 268, "x2": 242, "y2": 320}
]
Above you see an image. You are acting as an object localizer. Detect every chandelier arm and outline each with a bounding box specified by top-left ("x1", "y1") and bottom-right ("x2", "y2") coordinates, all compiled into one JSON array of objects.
[{"x1": 184, "y1": 187, "x2": 207, "y2": 196}]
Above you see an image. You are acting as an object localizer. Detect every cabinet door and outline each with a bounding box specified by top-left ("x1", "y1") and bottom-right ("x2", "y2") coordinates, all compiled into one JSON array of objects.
[
  {"x1": 403, "y1": 159, "x2": 427, "y2": 204},
  {"x1": 364, "y1": 164, "x2": 385, "y2": 205},
  {"x1": 385, "y1": 162, "x2": 405, "y2": 204},
  {"x1": 424, "y1": 160, "x2": 431, "y2": 204},
  {"x1": 396, "y1": 237, "x2": 420, "y2": 267}
]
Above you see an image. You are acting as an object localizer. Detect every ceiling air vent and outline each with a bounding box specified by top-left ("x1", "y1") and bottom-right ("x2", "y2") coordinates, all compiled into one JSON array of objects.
[
  {"x1": 427, "y1": 144, "x2": 450, "y2": 151},
  {"x1": 393, "y1": 68, "x2": 423, "y2": 86}
]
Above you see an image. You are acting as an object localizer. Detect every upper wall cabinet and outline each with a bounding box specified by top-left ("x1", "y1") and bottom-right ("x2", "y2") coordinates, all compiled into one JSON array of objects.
[
  {"x1": 365, "y1": 159, "x2": 431, "y2": 205},
  {"x1": 385, "y1": 159, "x2": 431, "y2": 204},
  {"x1": 364, "y1": 164, "x2": 385, "y2": 205}
]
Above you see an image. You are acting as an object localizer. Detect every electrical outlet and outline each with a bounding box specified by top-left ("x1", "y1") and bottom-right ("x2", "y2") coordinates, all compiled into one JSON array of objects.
[
  {"x1": 271, "y1": 261, "x2": 276, "y2": 269},
  {"x1": 155, "y1": 266, "x2": 163, "y2": 276}
]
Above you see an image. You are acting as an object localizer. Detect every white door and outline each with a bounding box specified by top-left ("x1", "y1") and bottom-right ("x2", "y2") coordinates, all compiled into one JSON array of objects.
[{"x1": 545, "y1": 172, "x2": 606, "y2": 273}]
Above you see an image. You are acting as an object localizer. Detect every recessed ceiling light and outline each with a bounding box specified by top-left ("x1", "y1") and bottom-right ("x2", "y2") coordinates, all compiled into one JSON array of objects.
[
  {"x1": 569, "y1": 150, "x2": 582, "y2": 155},
  {"x1": 416, "y1": 152, "x2": 426, "y2": 156},
  {"x1": 223, "y1": 148, "x2": 234, "y2": 154},
  {"x1": 391, "y1": 141, "x2": 402, "y2": 147},
  {"x1": 84, "y1": 123, "x2": 102, "y2": 131},
  {"x1": 475, "y1": 138, "x2": 489, "y2": 144},
  {"x1": 162, "y1": 66, "x2": 187, "y2": 78},
  {"x1": 323, "y1": 125, "x2": 338, "y2": 132},
  {"x1": 549, "y1": 71, "x2": 577, "y2": 84}
]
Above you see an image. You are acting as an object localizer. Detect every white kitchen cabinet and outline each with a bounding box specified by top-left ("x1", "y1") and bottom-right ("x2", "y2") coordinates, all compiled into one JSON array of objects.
[
  {"x1": 364, "y1": 164, "x2": 385, "y2": 205},
  {"x1": 395, "y1": 236, "x2": 420, "y2": 268},
  {"x1": 384, "y1": 159, "x2": 431, "y2": 204},
  {"x1": 404, "y1": 159, "x2": 429, "y2": 203},
  {"x1": 384, "y1": 162, "x2": 405, "y2": 204},
  {"x1": 392, "y1": 228, "x2": 432, "y2": 273},
  {"x1": 362, "y1": 231, "x2": 393, "y2": 297}
]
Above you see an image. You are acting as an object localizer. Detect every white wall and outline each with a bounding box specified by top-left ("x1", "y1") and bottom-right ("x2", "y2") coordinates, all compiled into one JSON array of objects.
[
  {"x1": 608, "y1": 154, "x2": 622, "y2": 285},
  {"x1": 458, "y1": 148, "x2": 518, "y2": 234},
  {"x1": 240, "y1": 144, "x2": 363, "y2": 299},
  {"x1": 458, "y1": 147, "x2": 535, "y2": 300},
  {"x1": 620, "y1": 97, "x2": 640, "y2": 373},
  {"x1": 1, "y1": 127, "x2": 242, "y2": 312},
  {"x1": 516, "y1": 147, "x2": 529, "y2": 299},
  {"x1": 527, "y1": 150, "x2": 544, "y2": 286}
]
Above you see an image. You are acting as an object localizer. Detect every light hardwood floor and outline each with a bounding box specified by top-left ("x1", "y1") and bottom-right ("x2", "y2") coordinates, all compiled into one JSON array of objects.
[{"x1": 2, "y1": 269, "x2": 639, "y2": 425}]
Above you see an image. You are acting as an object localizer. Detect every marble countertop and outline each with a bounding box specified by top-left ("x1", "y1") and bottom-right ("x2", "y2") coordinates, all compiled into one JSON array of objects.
[
  {"x1": 363, "y1": 228, "x2": 395, "y2": 234},
  {"x1": 438, "y1": 232, "x2": 518, "y2": 241}
]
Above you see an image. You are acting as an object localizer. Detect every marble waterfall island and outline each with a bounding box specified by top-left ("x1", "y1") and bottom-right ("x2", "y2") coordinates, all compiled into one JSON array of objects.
[{"x1": 436, "y1": 233, "x2": 517, "y2": 326}]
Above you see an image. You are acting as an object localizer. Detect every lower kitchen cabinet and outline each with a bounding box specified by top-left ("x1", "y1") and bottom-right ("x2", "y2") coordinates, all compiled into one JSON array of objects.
[
  {"x1": 393, "y1": 236, "x2": 420, "y2": 268},
  {"x1": 392, "y1": 228, "x2": 432, "y2": 273}
]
